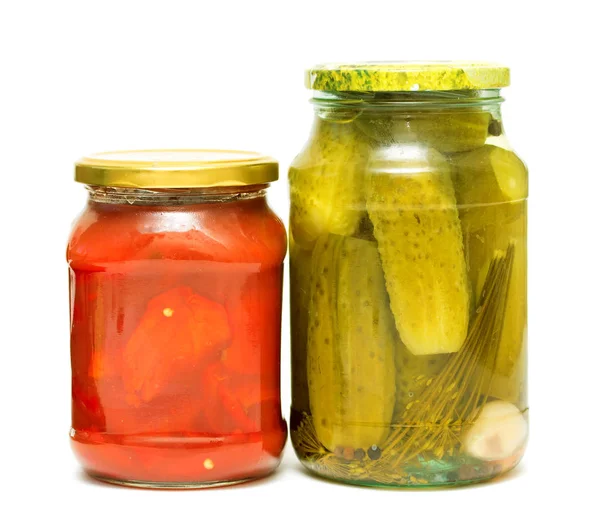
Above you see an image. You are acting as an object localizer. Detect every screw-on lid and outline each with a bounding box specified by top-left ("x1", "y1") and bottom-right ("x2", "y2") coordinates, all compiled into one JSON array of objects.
[
  {"x1": 306, "y1": 61, "x2": 510, "y2": 92},
  {"x1": 75, "y1": 149, "x2": 278, "y2": 188}
]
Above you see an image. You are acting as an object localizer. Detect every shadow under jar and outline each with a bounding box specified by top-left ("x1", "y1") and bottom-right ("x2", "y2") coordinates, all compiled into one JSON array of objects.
[
  {"x1": 289, "y1": 62, "x2": 528, "y2": 487},
  {"x1": 68, "y1": 150, "x2": 287, "y2": 488}
]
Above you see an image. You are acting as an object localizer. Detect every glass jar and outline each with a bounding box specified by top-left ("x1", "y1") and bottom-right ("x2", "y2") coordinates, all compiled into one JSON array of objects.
[
  {"x1": 289, "y1": 63, "x2": 528, "y2": 487},
  {"x1": 68, "y1": 150, "x2": 287, "y2": 488}
]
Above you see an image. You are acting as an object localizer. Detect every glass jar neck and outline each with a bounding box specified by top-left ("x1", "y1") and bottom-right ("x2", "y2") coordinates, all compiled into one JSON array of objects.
[
  {"x1": 311, "y1": 88, "x2": 503, "y2": 113},
  {"x1": 87, "y1": 184, "x2": 268, "y2": 206}
]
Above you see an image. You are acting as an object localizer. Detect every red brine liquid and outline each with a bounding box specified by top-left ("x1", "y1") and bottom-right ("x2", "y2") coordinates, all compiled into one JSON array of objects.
[{"x1": 68, "y1": 193, "x2": 287, "y2": 486}]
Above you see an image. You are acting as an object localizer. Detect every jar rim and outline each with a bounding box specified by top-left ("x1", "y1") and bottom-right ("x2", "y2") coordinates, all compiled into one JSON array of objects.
[
  {"x1": 306, "y1": 61, "x2": 510, "y2": 92},
  {"x1": 75, "y1": 149, "x2": 278, "y2": 188}
]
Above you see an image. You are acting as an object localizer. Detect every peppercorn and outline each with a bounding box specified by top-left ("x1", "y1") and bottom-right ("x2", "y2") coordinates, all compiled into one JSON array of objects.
[{"x1": 367, "y1": 445, "x2": 382, "y2": 460}]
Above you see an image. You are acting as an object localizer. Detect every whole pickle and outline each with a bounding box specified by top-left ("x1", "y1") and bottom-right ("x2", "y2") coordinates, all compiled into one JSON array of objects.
[
  {"x1": 355, "y1": 113, "x2": 405, "y2": 145},
  {"x1": 472, "y1": 209, "x2": 527, "y2": 406},
  {"x1": 488, "y1": 333, "x2": 527, "y2": 407},
  {"x1": 356, "y1": 111, "x2": 491, "y2": 153},
  {"x1": 306, "y1": 235, "x2": 340, "y2": 450},
  {"x1": 290, "y1": 237, "x2": 313, "y2": 414},
  {"x1": 451, "y1": 145, "x2": 528, "y2": 406},
  {"x1": 307, "y1": 234, "x2": 396, "y2": 451},
  {"x1": 366, "y1": 144, "x2": 470, "y2": 356},
  {"x1": 450, "y1": 144, "x2": 528, "y2": 231},
  {"x1": 394, "y1": 342, "x2": 449, "y2": 416},
  {"x1": 410, "y1": 111, "x2": 491, "y2": 153},
  {"x1": 289, "y1": 119, "x2": 369, "y2": 248}
]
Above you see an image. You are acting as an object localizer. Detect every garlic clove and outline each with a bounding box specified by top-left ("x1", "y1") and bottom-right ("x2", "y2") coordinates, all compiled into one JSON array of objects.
[{"x1": 463, "y1": 400, "x2": 528, "y2": 461}]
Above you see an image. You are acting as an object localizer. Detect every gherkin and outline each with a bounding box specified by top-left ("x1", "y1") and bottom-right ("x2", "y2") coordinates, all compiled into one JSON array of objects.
[
  {"x1": 394, "y1": 342, "x2": 449, "y2": 417},
  {"x1": 307, "y1": 235, "x2": 396, "y2": 451},
  {"x1": 451, "y1": 145, "x2": 528, "y2": 405},
  {"x1": 410, "y1": 111, "x2": 491, "y2": 153},
  {"x1": 356, "y1": 111, "x2": 491, "y2": 153},
  {"x1": 468, "y1": 209, "x2": 527, "y2": 405},
  {"x1": 290, "y1": 237, "x2": 313, "y2": 414},
  {"x1": 450, "y1": 144, "x2": 528, "y2": 231},
  {"x1": 366, "y1": 144, "x2": 470, "y2": 356},
  {"x1": 493, "y1": 215, "x2": 527, "y2": 405},
  {"x1": 289, "y1": 119, "x2": 369, "y2": 248}
]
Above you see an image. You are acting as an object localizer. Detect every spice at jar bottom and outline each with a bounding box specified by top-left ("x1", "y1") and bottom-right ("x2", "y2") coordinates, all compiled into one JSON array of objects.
[
  {"x1": 68, "y1": 150, "x2": 287, "y2": 488},
  {"x1": 289, "y1": 62, "x2": 529, "y2": 488}
]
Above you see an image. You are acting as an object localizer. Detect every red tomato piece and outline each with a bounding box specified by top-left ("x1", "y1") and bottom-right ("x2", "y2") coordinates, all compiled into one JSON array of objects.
[
  {"x1": 69, "y1": 220, "x2": 155, "y2": 269},
  {"x1": 198, "y1": 363, "x2": 252, "y2": 434},
  {"x1": 90, "y1": 349, "x2": 122, "y2": 380},
  {"x1": 72, "y1": 376, "x2": 106, "y2": 431},
  {"x1": 223, "y1": 269, "x2": 282, "y2": 376},
  {"x1": 122, "y1": 287, "x2": 231, "y2": 406}
]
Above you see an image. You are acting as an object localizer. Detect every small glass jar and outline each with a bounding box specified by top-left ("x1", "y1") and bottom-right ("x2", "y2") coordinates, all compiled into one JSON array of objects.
[
  {"x1": 68, "y1": 150, "x2": 287, "y2": 488},
  {"x1": 290, "y1": 63, "x2": 528, "y2": 487}
]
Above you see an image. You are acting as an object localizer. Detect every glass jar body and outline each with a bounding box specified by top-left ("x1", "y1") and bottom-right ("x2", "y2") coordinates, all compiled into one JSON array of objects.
[
  {"x1": 68, "y1": 186, "x2": 287, "y2": 488},
  {"x1": 289, "y1": 91, "x2": 528, "y2": 487}
]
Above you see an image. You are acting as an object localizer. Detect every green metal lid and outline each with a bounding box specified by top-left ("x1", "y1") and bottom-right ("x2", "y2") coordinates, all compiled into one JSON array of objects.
[{"x1": 306, "y1": 62, "x2": 510, "y2": 92}]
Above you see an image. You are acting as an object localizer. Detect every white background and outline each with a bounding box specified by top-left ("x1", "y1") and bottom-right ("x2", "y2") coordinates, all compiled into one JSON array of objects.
[{"x1": 1, "y1": 1, "x2": 598, "y2": 522}]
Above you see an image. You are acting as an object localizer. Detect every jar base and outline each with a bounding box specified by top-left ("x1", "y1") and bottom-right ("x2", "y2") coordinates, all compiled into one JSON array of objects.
[
  {"x1": 290, "y1": 405, "x2": 526, "y2": 488},
  {"x1": 88, "y1": 472, "x2": 264, "y2": 490},
  {"x1": 296, "y1": 452, "x2": 523, "y2": 489},
  {"x1": 71, "y1": 426, "x2": 286, "y2": 488}
]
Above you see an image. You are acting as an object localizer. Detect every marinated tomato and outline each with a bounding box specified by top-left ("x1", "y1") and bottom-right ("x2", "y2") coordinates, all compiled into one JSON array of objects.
[{"x1": 68, "y1": 193, "x2": 286, "y2": 485}]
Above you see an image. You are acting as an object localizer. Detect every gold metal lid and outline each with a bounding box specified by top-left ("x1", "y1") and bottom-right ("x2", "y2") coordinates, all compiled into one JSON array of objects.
[
  {"x1": 75, "y1": 149, "x2": 279, "y2": 188},
  {"x1": 306, "y1": 61, "x2": 510, "y2": 92}
]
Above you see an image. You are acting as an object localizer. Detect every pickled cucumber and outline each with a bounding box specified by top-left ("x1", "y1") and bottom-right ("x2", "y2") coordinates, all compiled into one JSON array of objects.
[
  {"x1": 451, "y1": 145, "x2": 528, "y2": 231},
  {"x1": 307, "y1": 234, "x2": 396, "y2": 451},
  {"x1": 411, "y1": 111, "x2": 491, "y2": 153},
  {"x1": 394, "y1": 342, "x2": 449, "y2": 417},
  {"x1": 489, "y1": 332, "x2": 527, "y2": 406},
  {"x1": 289, "y1": 119, "x2": 369, "y2": 247},
  {"x1": 451, "y1": 145, "x2": 528, "y2": 405},
  {"x1": 366, "y1": 144, "x2": 470, "y2": 356},
  {"x1": 356, "y1": 111, "x2": 491, "y2": 153},
  {"x1": 355, "y1": 113, "x2": 407, "y2": 145},
  {"x1": 492, "y1": 226, "x2": 527, "y2": 403},
  {"x1": 290, "y1": 237, "x2": 313, "y2": 413},
  {"x1": 474, "y1": 211, "x2": 527, "y2": 405}
]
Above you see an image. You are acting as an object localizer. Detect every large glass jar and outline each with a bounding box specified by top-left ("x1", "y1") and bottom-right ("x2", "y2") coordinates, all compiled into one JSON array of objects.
[
  {"x1": 289, "y1": 63, "x2": 528, "y2": 487},
  {"x1": 68, "y1": 150, "x2": 287, "y2": 488}
]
